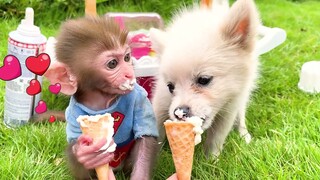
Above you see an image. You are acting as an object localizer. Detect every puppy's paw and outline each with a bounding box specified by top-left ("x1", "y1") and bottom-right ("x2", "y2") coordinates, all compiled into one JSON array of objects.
[
  {"x1": 212, "y1": 149, "x2": 221, "y2": 159},
  {"x1": 204, "y1": 149, "x2": 220, "y2": 164},
  {"x1": 204, "y1": 145, "x2": 221, "y2": 159},
  {"x1": 243, "y1": 133, "x2": 252, "y2": 144}
]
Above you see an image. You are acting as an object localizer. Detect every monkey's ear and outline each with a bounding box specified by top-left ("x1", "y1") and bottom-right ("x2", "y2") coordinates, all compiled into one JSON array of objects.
[
  {"x1": 149, "y1": 28, "x2": 168, "y2": 55},
  {"x1": 44, "y1": 61, "x2": 78, "y2": 95}
]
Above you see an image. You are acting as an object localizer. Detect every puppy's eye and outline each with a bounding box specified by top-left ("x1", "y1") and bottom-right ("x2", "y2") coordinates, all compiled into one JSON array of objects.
[
  {"x1": 167, "y1": 82, "x2": 175, "y2": 94},
  {"x1": 197, "y1": 76, "x2": 213, "y2": 86}
]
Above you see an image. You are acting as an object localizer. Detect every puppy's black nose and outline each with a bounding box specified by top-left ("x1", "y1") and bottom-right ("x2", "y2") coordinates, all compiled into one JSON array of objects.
[{"x1": 174, "y1": 106, "x2": 190, "y2": 120}]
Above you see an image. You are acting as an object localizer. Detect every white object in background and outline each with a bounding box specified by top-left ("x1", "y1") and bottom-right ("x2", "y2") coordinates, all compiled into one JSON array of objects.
[
  {"x1": 45, "y1": 37, "x2": 57, "y2": 63},
  {"x1": 215, "y1": 0, "x2": 287, "y2": 55},
  {"x1": 298, "y1": 61, "x2": 320, "y2": 94},
  {"x1": 4, "y1": 7, "x2": 47, "y2": 128},
  {"x1": 133, "y1": 56, "x2": 159, "y2": 77},
  {"x1": 133, "y1": 56, "x2": 159, "y2": 99},
  {"x1": 256, "y1": 26, "x2": 287, "y2": 55}
]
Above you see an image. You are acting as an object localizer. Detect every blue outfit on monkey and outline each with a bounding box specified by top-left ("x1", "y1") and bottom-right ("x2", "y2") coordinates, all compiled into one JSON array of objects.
[{"x1": 65, "y1": 83, "x2": 159, "y2": 167}]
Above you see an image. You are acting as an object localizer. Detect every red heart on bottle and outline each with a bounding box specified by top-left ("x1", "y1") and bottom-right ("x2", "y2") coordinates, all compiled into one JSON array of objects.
[
  {"x1": 35, "y1": 100, "x2": 47, "y2": 114},
  {"x1": 26, "y1": 79, "x2": 41, "y2": 95},
  {"x1": 49, "y1": 115, "x2": 56, "y2": 123},
  {"x1": 0, "y1": 55, "x2": 21, "y2": 81},
  {"x1": 49, "y1": 83, "x2": 61, "y2": 94},
  {"x1": 26, "y1": 53, "x2": 51, "y2": 75}
]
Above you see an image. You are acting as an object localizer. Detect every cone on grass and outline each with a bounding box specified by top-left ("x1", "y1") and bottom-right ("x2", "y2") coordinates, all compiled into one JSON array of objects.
[
  {"x1": 79, "y1": 114, "x2": 114, "y2": 180},
  {"x1": 201, "y1": 0, "x2": 213, "y2": 8},
  {"x1": 85, "y1": 0, "x2": 96, "y2": 16},
  {"x1": 164, "y1": 121, "x2": 195, "y2": 180}
]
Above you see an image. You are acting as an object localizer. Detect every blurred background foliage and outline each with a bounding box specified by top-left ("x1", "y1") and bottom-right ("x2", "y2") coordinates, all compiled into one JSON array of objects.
[
  {"x1": 0, "y1": 0, "x2": 198, "y2": 26},
  {"x1": 0, "y1": 0, "x2": 311, "y2": 26}
]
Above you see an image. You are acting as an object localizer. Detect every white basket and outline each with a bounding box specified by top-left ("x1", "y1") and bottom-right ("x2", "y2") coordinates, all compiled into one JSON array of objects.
[
  {"x1": 133, "y1": 56, "x2": 159, "y2": 77},
  {"x1": 298, "y1": 61, "x2": 320, "y2": 94}
]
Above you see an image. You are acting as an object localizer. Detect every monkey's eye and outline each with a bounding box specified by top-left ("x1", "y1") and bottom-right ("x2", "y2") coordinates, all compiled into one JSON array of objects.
[
  {"x1": 124, "y1": 53, "x2": 131, "y2": 62},
  {"x1": 106, "y1": 59, "x2": 118, "y2": 69},
  {"x1": 167, "y1": 82, "x2": 175, "y2": 94},
  {"x1": 197, "y1": 76, "x2": 213, "y2": 86}
]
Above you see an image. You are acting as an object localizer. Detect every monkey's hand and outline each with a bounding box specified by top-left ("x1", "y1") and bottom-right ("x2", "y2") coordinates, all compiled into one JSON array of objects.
[
  {"x1": 73, "y1": 134, "x2": 115, "y2": 169},
  {"x1": 166, "y1": 173, "x2": 178, "y2": 180}
]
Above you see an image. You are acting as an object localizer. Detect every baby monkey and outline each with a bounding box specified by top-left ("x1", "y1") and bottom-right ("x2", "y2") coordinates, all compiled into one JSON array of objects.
[{"x1": 45, "y1": 16, "x2": 159, "y2": 179}]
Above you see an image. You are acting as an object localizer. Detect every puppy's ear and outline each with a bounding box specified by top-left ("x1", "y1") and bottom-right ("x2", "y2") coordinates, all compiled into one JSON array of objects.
[
  {"x1": 221, "y1": 0, "x2": 260, "y2": 51},
  {"x1": 149, "y1": 28, "x2": 167, "y2": 55}
]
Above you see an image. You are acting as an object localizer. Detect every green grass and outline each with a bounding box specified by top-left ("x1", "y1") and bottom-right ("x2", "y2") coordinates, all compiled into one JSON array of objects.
[{"x1": 1, "y1": 0, "x2": 320, "y2": 179}]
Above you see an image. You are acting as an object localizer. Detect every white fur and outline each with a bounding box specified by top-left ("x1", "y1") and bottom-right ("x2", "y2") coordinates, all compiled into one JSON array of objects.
[{"x1": 150, "y1": 0, "x2": 260, "y2": 157}]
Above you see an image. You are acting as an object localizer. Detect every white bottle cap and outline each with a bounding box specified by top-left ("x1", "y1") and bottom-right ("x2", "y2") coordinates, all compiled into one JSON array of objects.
[{"x1": 17, "y1": 7, "x2": 41, "y2": 37}]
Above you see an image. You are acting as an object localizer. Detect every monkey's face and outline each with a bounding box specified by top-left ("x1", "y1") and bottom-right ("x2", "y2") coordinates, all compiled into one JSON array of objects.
[{"x1": 95, "y1": 45, "x2": 135, "y2": 95}]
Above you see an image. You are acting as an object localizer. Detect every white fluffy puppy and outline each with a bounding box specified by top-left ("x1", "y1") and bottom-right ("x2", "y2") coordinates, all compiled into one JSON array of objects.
[{"x1": 150, "y1": 0, "x2": 260, "y2": 157}]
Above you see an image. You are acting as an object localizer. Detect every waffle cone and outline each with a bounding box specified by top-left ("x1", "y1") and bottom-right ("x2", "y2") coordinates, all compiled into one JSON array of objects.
[
  {"x1": 79, "y1": 114, "x2": 114, "y2": 180},
  {"x1": 164, "y1": 121, "x2": 195, "y2": 180}
]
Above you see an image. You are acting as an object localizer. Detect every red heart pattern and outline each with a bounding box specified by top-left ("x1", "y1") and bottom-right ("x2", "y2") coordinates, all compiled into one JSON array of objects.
[
  {"x1": 49, "y1": 115, "x2": 56, "y2": 123},
  {"x1": 26, "y1": 79, "x2": 41, "y2": 95},
  {"x1": 0, "y1": 54, "x2": 59, "y2": 119},
  {"x1": 0, "y1": 55, "x2": 21, "y2": 81},
  {"x1": 26, "y1": 53, "x2": 51, "y2": 76},
  {"x1": 35, "y1": 100, "x2": 47, "y2": 114},
  {"x1": 49, "y1": 83, "x2": 61, "y2": 94}
]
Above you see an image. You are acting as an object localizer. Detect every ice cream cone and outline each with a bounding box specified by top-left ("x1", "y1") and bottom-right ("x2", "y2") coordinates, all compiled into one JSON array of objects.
[
  {"x1": 164, "y1": 121, "x2": 195, "y2": 180},
  {"x1": 78, "y1": 113, "x2": 115, "y2": 180}
]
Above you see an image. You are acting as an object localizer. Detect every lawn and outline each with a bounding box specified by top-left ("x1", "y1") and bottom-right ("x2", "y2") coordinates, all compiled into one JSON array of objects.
[{"x1": 1, "y1": 0, "x2": 320, "y2": 179}]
